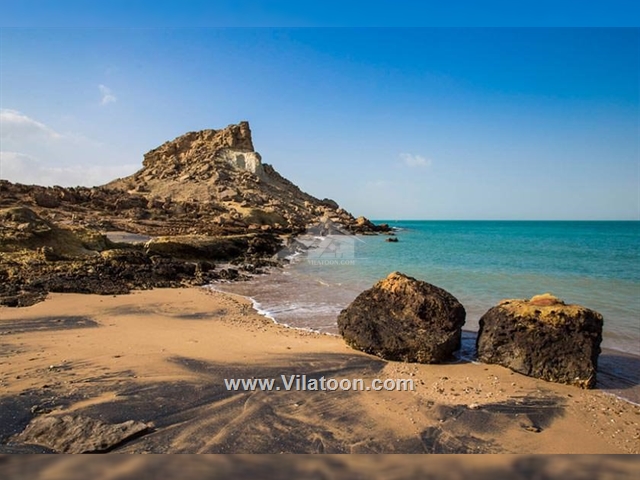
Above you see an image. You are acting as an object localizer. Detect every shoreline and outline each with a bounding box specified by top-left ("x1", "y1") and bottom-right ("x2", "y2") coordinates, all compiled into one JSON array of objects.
[
  {"x1": 208, "y1": 256, "x2": 640, "y2": 405},
  {"x1": 211, "y1": 240, "x2": 640, "y2": 357},
  {"x1": 211, "y1": 282, "x2": 640, "y2": 407},
  {"x1": 1, "y1": 286, "x2": 638, "y2": 454}
]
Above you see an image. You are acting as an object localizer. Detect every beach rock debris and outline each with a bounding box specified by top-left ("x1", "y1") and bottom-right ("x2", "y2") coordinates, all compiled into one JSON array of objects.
[
  {"x1": 476, "y1": 293, "x2": 603, "y2": 388},
  {"x1": 337, "y1": 272, "x2": 466, "y2": 363},
  {"x1": 13, "y1": 414, "x2": 152, "y2": 453},
  {"x1": 0, "y1": 208, "x2": 283, "y2": 307}
]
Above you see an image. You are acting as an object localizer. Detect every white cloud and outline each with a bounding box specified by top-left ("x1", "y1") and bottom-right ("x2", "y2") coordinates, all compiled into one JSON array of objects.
[
  {"x1": 0, "y1": 109, "x2": 62, "y2": 141},
  {"x1": 365, "y1": 179, "x2": 392, "y2": 188},
  {"x1": 0, "y1": 151, "x2": 138, "y2": 187},
  {"x1": 400, "y1": 153, "x2": 432, "y2": 168},
  {"x1": 99, "y1": 84, "x2": 116, "y2": 105},
  {"x1": 0, "y1": 109, "x2": 99, "y2": 147},
  {"x1": 0, "y1": 109, "x2": 138, "y2": 187}
]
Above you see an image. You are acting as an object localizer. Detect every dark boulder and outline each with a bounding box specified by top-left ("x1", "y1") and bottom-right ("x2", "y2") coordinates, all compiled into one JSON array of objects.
[
  {"x1": 337, "y1": 272, "x2": 466, "y2": 363},
  {"x1": 385, "y1": 237, "x2": 399, "y2": 242},
  {"x1": 320, "y1": 198, "x2": 339, "y2": 209},
  {"x1": 476, "y1": 293, "x2": 603, "y2": 388},
  {"x1": 246, "y1": 233, "x2": 283, "y2": 257}
]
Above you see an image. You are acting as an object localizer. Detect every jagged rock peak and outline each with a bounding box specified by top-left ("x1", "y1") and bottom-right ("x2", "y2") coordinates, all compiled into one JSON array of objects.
[{"x1": 141, "y1": 121, "x2": 256, "y2": 171}]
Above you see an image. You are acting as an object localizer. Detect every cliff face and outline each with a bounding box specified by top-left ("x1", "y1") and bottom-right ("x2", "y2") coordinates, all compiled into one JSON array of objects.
[
  {"x1": 138, "y1": 121, "x2": 259, "y2": 177},
  {"x1": 0, "y1": 122, "x2": 386, "y2": 237}
]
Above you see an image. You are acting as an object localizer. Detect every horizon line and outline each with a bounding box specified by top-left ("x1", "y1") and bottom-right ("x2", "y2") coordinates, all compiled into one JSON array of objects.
[{"x1": 370, "y1": 218, "x2": 640, "y2": 222}]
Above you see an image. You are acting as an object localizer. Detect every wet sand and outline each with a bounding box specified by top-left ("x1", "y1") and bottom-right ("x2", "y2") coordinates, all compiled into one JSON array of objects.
[{"x1": 0, "y1": 288, "x2": 639, "y2": 454}]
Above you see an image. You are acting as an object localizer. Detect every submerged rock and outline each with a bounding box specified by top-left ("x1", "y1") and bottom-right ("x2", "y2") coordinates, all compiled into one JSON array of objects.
[
  {"x1": 337, "y1": 272, "x2": 466, "y2": 363},
  {"x1": 476, "y1": 293, "x2": 603, "y2": 388}
]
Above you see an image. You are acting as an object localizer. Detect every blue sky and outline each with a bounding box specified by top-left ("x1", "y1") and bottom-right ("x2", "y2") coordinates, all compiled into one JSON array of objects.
[
  {"x1": 1, "y1": 26, "x2": 638, "y2": 219},
  {"x1": 1, "y1": 1, "x2": 639, "y2": 27}
]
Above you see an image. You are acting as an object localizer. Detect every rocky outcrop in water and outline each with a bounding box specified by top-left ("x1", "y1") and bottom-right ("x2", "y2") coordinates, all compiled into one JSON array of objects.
[
  {"x1": 337, "y1": 272, "x2": 466, "y2": 363},
  {"x1": 476, "y1": 293, "x2": 603, "y2": 388}
]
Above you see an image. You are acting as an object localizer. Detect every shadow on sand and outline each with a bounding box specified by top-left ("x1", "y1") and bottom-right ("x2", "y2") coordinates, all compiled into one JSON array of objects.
[{"x1": 1, "y1": 352, "x2": 568, "y2": 454}]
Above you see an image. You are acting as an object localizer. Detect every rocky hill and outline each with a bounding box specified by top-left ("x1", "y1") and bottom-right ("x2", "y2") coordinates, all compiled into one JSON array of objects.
[
  {"x1": 1, "y1": 121, "x2": 385, "y2": 236},
  {"x1": 105, "y1": 120, "x2": 388, "y2": 235},
  {"x1": 0, "y1": 121, "x2": 389, "y2": 306}
]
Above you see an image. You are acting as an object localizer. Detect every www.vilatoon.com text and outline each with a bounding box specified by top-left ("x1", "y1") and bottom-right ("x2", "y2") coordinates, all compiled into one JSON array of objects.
[{"x1": 224, "y1": 375, "x2": 415, "y2": 392}]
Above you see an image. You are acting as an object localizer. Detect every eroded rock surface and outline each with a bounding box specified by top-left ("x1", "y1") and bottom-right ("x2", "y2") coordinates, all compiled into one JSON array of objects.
[
  {"x1": 0, "y1": 206, "x2": 285, "y2": 306},
  {"x1": 337, "y1": 272, "x2": 466, "y2": 363},
  {"x1": 14, "y1": 414, "x2": 151, "y2": 453},
  {"x1": 476, "y1": 293, "x2": 603, "y2": 388}
]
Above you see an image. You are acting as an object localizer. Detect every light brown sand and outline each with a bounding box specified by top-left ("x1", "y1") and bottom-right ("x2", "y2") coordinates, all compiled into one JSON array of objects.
[
  {"x1": 3, "y1": 455, "x2": 640, "y2": 480},
  {"x1": 0, "y1": 287, "x2": 638, "y2": 454}
]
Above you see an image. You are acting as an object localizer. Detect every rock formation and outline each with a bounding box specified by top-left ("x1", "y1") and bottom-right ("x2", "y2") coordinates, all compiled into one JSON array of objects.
[
  {"x1": 476, "y1": 293, "x2": 603, "y2": 388},
  {"x1": 0, "y1": 121, "x2": 388, "y2": 307},
  {"x1": 0, "y1": 207, "x2": 282, "y2": 307},
  {"x1": 1, "y1": 121, "x2": 388, "y2": 237},
  {"x1": 104, "y1": 121, "x2": 385, "y2": 235},
  {"x1": 14, "y1": 414, "x2": 151, "y2": 453},
  {"x1": 337, "y1": 272, "x2": 466, "y2": 363},
  {"x1": 1, "y1": 206, "x2": 108, "y2": 258}
]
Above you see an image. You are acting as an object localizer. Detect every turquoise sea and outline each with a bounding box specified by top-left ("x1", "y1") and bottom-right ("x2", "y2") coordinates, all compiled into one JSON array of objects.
[{"x1": 216, "y1": 221, "x2": 640, "y2": 357}]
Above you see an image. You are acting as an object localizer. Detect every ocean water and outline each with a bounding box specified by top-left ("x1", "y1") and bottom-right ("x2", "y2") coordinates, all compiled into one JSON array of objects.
[{"x1": 215, "y1": 221, "x2": 640, "y2": 356}]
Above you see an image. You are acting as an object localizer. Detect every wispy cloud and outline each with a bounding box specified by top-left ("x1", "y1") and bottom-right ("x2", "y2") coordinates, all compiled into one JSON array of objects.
[
  {"x1": 0, "y1": 108, "x2": 136, "y2": 187},
  {"x1": 0, "y1": 151, "x2": 137, "y2": 187},
  {"x1": 1, "y1": 109, "x2": 102, "y2": 149},
  {"x1": 99, "y1": 84, "x2": 116, "y2": 105},
  {"x1": 400, "y1": 153, "x2": 432, "y2": 168},
  {"x1": 365, "y1": 179, "x2": 392, "y2": 188},
  {"x1": 0, "y1": 109, "x2": 62, "y2": 140}
]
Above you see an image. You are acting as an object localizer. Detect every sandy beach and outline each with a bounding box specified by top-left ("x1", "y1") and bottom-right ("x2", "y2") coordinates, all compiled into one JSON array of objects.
[
  {"x1": 2, "y1": 455, "x2": 640, "y2": 480},
  {"x1": 1, "y1": 287, "x2": 638, "y2": 454}
]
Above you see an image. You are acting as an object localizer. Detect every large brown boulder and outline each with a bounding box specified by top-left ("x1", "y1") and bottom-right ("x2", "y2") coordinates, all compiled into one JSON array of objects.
[
  {"x1": 337, "y1": 272, "x2": 466, "y2": 363},
  {"x1": 476, "y1": 293, "x2": 603, "y2": 388}
]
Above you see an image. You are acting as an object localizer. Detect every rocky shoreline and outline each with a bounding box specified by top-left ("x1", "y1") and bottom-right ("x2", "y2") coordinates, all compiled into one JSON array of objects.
[
  {"x1": 2, "y1": 122, "x2": 639, "y2": 455},
  {"x1": 0, "y1": 121, "x2": 389, "y2": 308},
  {"x1": 0, "y1": 204, "x2": 286, "y2": 307}
]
